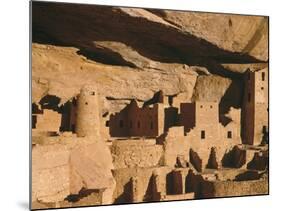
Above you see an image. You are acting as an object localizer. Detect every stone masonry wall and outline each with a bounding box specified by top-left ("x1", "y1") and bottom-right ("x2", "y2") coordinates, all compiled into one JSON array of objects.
[
  {"x1": 111, "y1": 139, "x2": 163, "y2": 169},
  {"x1": 201, "y1": 179, "x2": 268, "y2": 198}
]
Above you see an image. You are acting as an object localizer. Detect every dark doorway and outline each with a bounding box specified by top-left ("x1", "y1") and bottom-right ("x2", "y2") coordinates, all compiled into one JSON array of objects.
[{"x1": 166, "y1": 171, "x2": 183, "y2": 195}]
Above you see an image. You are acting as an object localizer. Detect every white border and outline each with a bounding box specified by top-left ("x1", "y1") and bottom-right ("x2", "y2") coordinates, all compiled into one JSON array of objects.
[{"x1": 1, "y1": 0, "x2": 280, "y2": 211}]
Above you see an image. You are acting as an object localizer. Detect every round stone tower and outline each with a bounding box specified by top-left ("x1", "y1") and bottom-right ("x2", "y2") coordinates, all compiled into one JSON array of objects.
[{"x1": 76, "y1": 85, "x2": 100, "y2": 138}]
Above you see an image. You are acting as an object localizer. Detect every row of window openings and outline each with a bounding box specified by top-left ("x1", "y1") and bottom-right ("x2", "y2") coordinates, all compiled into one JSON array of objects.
[
  {"x1": 200, "y1": 105, "x2": 213, "y2": 109},
  {"x1": 200, "y1": 130, "x2": 232, "y2": 139},
  {"x1": 119, "y1": 120, "x2": 153, "y2": 129},
  {"x1": 247, "y1": 72, "x2": 265, "y2": 81},
  {"x1": 119, "y1": 121, "x2": 233, "y2": 138}
]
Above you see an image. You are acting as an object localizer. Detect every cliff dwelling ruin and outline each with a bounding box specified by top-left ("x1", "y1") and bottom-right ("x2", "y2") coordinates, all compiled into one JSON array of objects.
[{"x1": 31, "y1": 2, "x2": 269, "y2": 210}]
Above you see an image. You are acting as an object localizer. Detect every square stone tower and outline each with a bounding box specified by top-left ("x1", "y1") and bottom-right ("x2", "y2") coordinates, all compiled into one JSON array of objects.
[
  {"x1": 180, "y1": 102, "x2": 219, "y2": 134},
  {"x1": 242, "y1": 68, "x2": 268, "y2": 145}
]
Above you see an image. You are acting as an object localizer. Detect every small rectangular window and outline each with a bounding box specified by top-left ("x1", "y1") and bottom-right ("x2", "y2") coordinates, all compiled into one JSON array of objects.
[
  {"x1": 227, "y1": 131, "x2": 232, "y2": 139},
  {"x1": 32, "y1": 115, "x2": 37, "y2": 129},
  {"x1": 150, "y1": 121, "x2": 153, "y2": 130},
  {"x1": 262, "y1": 72, "x2": 265, "y2": 81},
  {"x1": 201, "y1": 130, "x2": 205, "y2": 139}
]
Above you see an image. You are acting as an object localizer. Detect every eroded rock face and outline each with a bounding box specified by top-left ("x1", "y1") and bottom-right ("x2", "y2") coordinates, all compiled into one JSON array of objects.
[
  {"x1": 192, "y1": 75, "x2": 244, "y2": 116},
  {"x1": 32, "y1": 144, "x2": 70, "y2": 203},
  {"x1": 192, "y1": 75, "x2": 233, "y2": 102},
  {"x1": 32, "y1": 139, "x2": 116, "y2": 204},
  {"x1": 149, "y1": 10, "x2": 268, "y2": 61},
  {"x1": 32, "y1": 2, "x2": 267, "y2": 71},
  {"x1": 32, "y1": 43, "x2": 198, "y2": 114},
  {"x1": 70, "y1": 142, "x2": 115, "y2": 193}
]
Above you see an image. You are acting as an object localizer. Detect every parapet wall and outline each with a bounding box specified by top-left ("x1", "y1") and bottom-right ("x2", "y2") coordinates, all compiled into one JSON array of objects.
[
  {"x1": 111, "y1": 139, "x2": 163, "y2": 169},
  {"x1": 201, "y1": 179, "x2": 268, "y2": 198},
  {"x1": 163, "y1": 127, "x2": 187, "y2": 166}
]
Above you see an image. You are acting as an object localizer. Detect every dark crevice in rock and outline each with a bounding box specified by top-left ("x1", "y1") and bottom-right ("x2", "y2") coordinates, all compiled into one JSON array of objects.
[
  {"x1": 77, "y1": 48, "x2": 137, "y2": 68},
  {"x1": 106, "y1": 96, "x2": 144, "y2": 102}
]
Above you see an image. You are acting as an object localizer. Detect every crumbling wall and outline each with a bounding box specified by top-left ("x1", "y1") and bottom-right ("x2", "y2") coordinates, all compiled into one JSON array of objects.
[
  {"x1": 32, "y1": 138, "x2": 116, "y2": 207},
  {"x1": 185, "y1": 126, "x2": 239, "y2": 171},
  {"x1": 163, "y1": 127, "x2": 188, "y2": 166},
  {"x1": 162, "y1": 123, "x2": 239, "y2": 171},
  {"x1": 33, "y1": 109, "x2": 62, "y2": 133},
  {"x1": 111, "y1": 139, "x2": 163, "y2": 168},
  {"x1": 201, "y1": 179, "x2": 268, "y2": 198},
  {"x1": 112, "y1": 166, "x2": 192, "y2": 203},
  {"x1": 32, "y1": 144, "x2": 71, "y2": 204},
  {"x1": 175, "y1": 101, "x2": 241, "y2": 171},
  {"x1": 112, "y1": 167, "x2": 164, "y2": 203}
]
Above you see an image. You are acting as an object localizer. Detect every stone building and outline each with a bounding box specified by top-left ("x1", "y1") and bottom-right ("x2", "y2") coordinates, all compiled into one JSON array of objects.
[
  {"x1": 32, "y1": 102, "x2": 62, "y2": 135},
  {"x1": 108, "y1": 90, "x2": 183, "y2": 138},
  {"x1": 161, "y1": 101, "x2": 240, "y2": 172},
  {"x1": 242, "y1": 68, "x2": 268, "y2": 145},
  {"x1": 108, "y1": 91, "x2": 241, "y2": 173},
  {"x1": 180, "y1": 102, "x2": 219, "y2": 134},
  {"x1": 108, "y1": 99, "x2": 164, "y2": 137},
  {"x1": 32, "y1": 79, "x2": 268, "y2": 208},
  {"x1": 179, "y1": 102, "x2": 239, "y2": 142}
]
